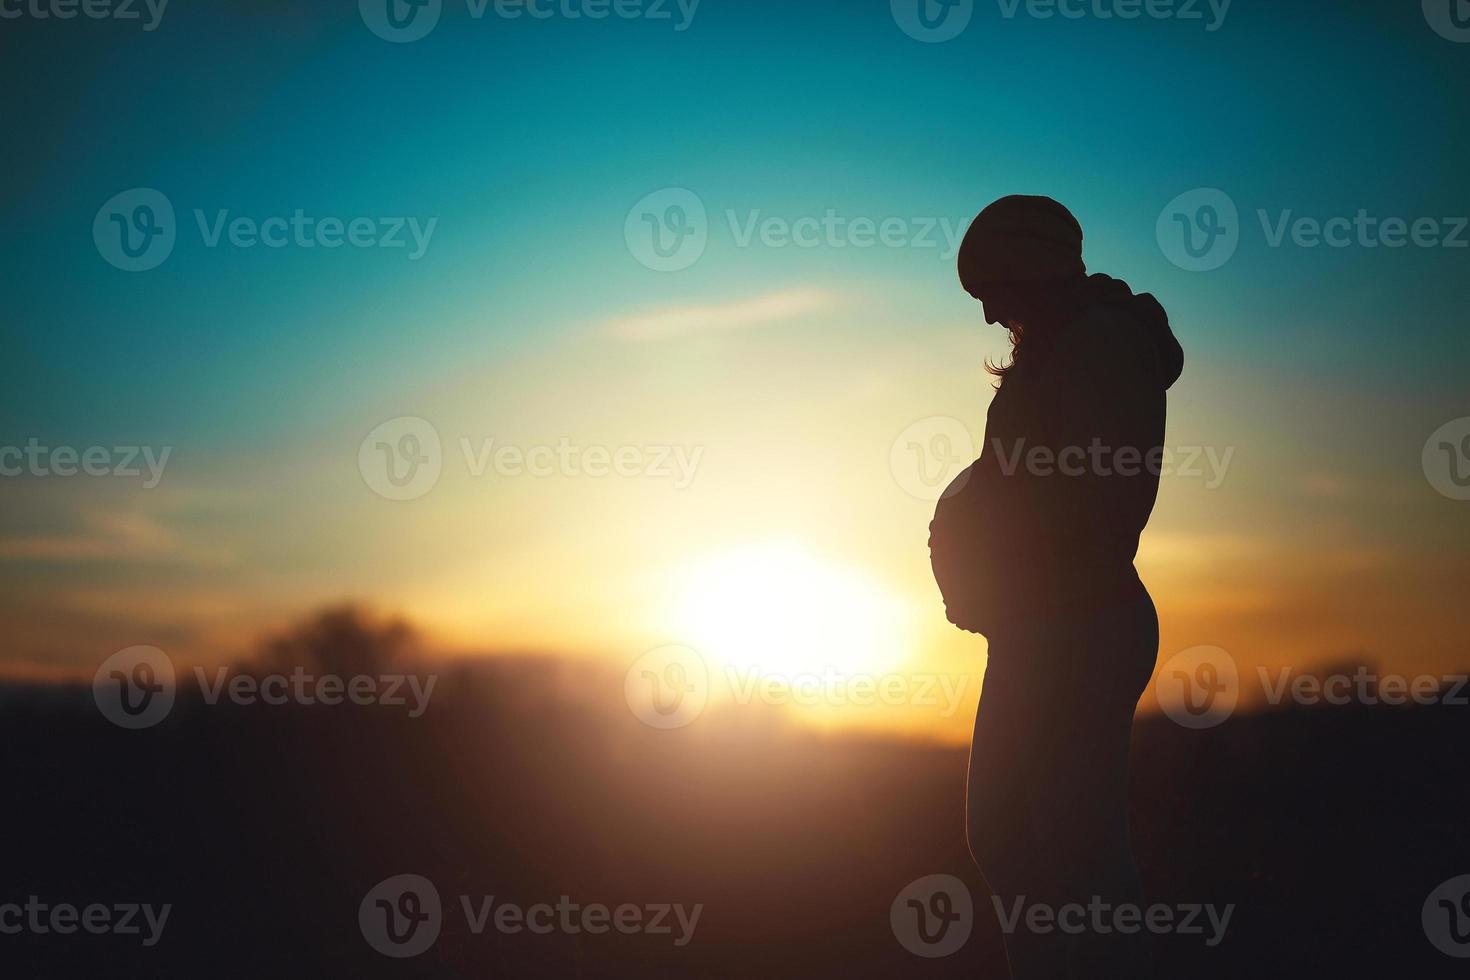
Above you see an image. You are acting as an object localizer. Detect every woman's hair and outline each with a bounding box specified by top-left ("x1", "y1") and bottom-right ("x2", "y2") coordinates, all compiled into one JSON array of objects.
[
  {"x1": 981, "y1": 275, "x2": 1087, "y2": 386},
  {"x1": 985, "y1": 321, "x2": 1027, "y2": 385}
]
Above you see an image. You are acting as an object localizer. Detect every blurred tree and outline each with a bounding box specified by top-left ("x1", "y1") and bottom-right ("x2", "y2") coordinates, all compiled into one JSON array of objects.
[{"x1": 253, "y1": 604, "x2": 416, "y2": 678}]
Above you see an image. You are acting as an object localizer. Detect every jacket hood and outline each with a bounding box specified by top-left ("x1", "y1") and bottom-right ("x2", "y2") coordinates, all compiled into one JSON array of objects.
[{"x1": 1078, "y1": 273, "x2": 1184, "y2": 389}]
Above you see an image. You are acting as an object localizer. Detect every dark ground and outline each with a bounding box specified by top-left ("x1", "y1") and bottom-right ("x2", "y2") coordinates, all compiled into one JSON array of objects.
[{"x1": 3, "y1": 655, "x2": 1466, "y2": 978}]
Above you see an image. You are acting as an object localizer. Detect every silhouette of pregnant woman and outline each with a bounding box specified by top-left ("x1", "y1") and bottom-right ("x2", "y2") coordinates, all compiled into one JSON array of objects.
[{"x1": 929, "y1": 196, "x2": 1184, "y2": 979}]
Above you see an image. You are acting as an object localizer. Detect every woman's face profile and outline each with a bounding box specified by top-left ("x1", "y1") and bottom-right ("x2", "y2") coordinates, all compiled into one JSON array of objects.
[{"x1": 972, "y1": 282, "x2": 1027, "y2": 332}]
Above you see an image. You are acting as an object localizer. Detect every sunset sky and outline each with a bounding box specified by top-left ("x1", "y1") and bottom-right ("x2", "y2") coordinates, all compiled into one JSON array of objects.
[{"x1": 1, "y1": 0, "x2": 1467, "y2": 741}]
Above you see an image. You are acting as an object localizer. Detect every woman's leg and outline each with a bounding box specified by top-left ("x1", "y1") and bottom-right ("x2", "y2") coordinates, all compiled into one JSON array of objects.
[
  {"x1": 966, "y1": 595, "x2": 1158, "y2": 979},
  {"x1": 967, "y1": 642, "x2": 1072, "y2": 979}
]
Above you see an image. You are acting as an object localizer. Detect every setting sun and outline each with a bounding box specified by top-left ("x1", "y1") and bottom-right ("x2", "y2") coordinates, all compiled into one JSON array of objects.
[{"x1": 667, "y1": 541, "x2": 915, "y2": 680}]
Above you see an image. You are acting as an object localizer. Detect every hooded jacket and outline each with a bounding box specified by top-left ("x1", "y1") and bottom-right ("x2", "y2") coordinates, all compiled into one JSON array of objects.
[{"x1": 929, "y1": 274, "x2": 1185, "y2": 635}]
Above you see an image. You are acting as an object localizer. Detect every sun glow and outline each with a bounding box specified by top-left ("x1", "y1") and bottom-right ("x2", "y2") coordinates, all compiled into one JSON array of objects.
[{"x1": 668, "y1": 541, "x2": 914, "y2": 680}]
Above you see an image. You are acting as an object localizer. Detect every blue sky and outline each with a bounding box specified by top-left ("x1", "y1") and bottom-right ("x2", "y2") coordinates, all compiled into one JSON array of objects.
[{"x1": 4, "y1": 0, "x2": 1465, "y2": 446}]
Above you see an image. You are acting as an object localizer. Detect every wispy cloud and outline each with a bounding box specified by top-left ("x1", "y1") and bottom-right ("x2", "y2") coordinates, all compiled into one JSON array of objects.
[
  {"x1": 602, "y1": 287, "x2": 834, "y2": 342},
  {"x1": 0, "y1": 507, "x2": 231, "y2": 565}
]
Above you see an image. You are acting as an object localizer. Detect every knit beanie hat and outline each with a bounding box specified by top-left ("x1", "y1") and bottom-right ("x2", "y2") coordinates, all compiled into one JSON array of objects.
[{"x1": 957, "y1": 195, "x2": 1086, "y2": 293}]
